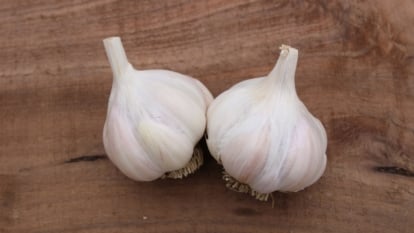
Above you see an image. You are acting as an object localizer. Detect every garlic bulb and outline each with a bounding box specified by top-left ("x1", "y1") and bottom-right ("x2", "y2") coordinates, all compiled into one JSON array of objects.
[
  {"x1": 102, "y1": 37, "x2": 213, "y2": 181},
  {"x1": 206, "y1": 45, "x2": 327, "y2": 200}
]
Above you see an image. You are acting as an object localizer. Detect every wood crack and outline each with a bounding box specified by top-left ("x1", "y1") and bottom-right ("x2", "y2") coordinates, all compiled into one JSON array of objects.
[
  {"x1": 64, "y1": 154, "x2": 107, "y2": 164},
  {"x1": 374, "y1": 166, "x2": 414, "y2": 177}
]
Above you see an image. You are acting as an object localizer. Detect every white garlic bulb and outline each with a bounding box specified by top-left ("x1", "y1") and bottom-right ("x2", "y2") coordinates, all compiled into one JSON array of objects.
[
  {"x1": 206, "y1": 45, "x2": 327, "y2": 199},
  {"x1": 102, "y1": 37, "x2": 213, "y2": 181}
]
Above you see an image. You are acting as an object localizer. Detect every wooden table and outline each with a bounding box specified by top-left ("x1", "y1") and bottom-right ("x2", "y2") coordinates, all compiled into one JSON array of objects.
[{"x1": 1, "y1": 0, "x2": 413, "y2": 232}]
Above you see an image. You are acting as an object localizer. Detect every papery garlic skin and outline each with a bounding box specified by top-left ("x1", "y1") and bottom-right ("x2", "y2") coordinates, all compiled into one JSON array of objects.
[
  {"x1": 207, "y1": 45, "x2": 327, "y2": 194},
  {"x1": 103, "y1": 37, "x2": 213, "y2": 181}
]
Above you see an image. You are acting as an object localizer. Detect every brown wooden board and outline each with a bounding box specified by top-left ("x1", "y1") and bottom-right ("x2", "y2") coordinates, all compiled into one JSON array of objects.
[{"x1": 0, "y1": 0, "x2": 413, "y2": 232}]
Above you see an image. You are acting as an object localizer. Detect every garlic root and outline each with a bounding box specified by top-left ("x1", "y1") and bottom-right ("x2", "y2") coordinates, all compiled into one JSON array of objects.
[
  {"x1": 223, "y1": 172, "x2": 270, "y2": 201},
  {"x1": 162, "y1": 145, "x2": 204, "y2": 179}
]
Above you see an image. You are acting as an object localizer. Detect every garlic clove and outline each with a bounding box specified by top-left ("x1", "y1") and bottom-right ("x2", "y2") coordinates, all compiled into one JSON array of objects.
[
  {"x1": 103, "y1": 37, "x2": 213, "y2": 181},
  {"x1": 206, "y1": 78, "x2": 263, "y2": 162},
  {"x1": 103, "y1": 108, "x2": 163, "y2": 181},
  {"x1": 219, "y1": 116, "x2": 270, "y2": 184},
  {"x1": 206, "y1": 45, "x2": 327, "y2": 200}
]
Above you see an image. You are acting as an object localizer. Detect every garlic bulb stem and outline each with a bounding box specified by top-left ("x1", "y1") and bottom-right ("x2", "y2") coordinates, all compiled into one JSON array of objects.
[
  {"x1": 267, "y1": 45, "x2": 298, "y2": 95},
  {"x1": 103, "y1": 37, "x2": 131, "y2": 80}
]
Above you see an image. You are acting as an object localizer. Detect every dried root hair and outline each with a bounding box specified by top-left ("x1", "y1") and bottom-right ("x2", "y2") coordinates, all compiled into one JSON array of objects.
[
  {"x1": 223, "y1": 172, "x2": 272, "y2": 202},
  {"x1": 162, "y1": 146, "x2": 204, "y2": 179}
]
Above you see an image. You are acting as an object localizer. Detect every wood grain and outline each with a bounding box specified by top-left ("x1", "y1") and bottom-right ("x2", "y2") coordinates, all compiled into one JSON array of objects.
[{"x1": 1, "y1": 0, "x2": 413, "y2": 232}]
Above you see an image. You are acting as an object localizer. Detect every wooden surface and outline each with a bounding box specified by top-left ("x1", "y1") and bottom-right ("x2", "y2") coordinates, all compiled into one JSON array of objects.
[{"x1": 1, "y1": 0, "x2": 413, "y2": 232}]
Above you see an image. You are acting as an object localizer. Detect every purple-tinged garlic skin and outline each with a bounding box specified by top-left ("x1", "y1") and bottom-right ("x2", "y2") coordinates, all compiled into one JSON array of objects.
[{"x1": 207, "y1": 45, "x2": 327, "y2": 194}]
